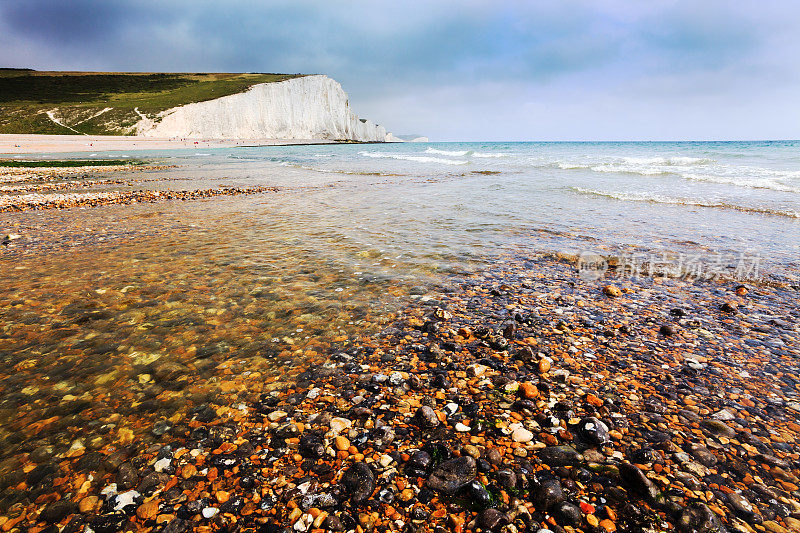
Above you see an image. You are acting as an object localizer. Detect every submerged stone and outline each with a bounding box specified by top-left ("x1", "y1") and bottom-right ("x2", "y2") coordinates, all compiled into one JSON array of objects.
[{"x1": 427, "y1": 456, "x2": 476, "y2": 494}]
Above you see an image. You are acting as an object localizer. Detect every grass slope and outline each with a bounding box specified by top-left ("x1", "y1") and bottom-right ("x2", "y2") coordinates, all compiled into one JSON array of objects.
[{"x1": 0, "y1": 71, "x2": 303, "y2": 135}]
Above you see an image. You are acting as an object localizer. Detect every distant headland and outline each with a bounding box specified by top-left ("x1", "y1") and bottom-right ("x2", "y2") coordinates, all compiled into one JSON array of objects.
[{"x1": 0, "y1": 70, "x2": 426, "y2": 145}]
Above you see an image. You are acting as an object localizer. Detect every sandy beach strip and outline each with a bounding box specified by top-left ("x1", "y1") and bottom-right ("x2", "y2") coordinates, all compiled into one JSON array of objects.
[
  {"x1": 0, "y1": 134, "x2": 343, "y2": 155},
  {"x1": 0, "y1": 162, "x2": 269, "y2": 212},
  {"x1": 0, "y1": 185, "x2": 279, "y2": 212}
]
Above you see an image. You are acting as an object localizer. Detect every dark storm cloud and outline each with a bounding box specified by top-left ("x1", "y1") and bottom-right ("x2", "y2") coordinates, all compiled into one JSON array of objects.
[
  {"x1": 1, "y1": 1, "x2": 798, "y2": 140},
  {"x1": 2, "y1": 0, "x2": 126, "y2": 42},
  {"x1": 0, "y1": 1, "x2": 625, "y2": 79}
]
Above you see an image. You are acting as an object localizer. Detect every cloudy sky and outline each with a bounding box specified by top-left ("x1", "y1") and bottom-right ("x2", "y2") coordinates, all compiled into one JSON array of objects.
[{"x1": 1, "y1": 0, "x2": 799, "y2": 141}]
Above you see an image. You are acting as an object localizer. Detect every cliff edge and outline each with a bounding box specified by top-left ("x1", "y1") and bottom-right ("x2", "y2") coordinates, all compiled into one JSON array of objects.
[
  {"x1": 1, "y1": 71, "x2": 404, "y2": 142},
  {"x1": 135, "y1": 75, "x2": 388, "y2": 142}
]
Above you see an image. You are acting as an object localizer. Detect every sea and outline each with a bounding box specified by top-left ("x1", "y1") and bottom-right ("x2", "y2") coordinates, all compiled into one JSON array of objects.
[
  {"x1": 36, "y1": 139, "x2": 798, "y2": 282},
  {"x1": 250, "y1": 140, "x2": 800, "y2": 275},
  {"x1": 0, "y1": 140, "x2": 798, "y2": 488}
]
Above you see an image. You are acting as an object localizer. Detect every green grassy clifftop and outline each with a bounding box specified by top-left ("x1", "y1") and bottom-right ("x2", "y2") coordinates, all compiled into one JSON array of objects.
[{"x1": 0, "y1": 70, "x2": 303, "y2": 135}]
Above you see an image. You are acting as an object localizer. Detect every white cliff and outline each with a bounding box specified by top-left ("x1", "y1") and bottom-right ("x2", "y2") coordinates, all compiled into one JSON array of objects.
[{"x1": 135, "y1": 75, "x2": 391, "y2": 142}]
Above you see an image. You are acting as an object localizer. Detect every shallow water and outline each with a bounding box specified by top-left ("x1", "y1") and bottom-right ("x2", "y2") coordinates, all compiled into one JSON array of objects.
[
  {"x1": 0, "y1": 209, "x2": 447, "y2": 504},
  {"x1": 19, "y1": 140, "x2": 798, "y2": 271},
  {"x1": 0, "y1": 141, "x2": 798, "y2": 494}
]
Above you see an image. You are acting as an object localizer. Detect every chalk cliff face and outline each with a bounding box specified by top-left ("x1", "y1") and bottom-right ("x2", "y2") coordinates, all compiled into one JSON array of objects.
[{"x1": 135, "y1": 75, "x2": 389, "y2": 141}]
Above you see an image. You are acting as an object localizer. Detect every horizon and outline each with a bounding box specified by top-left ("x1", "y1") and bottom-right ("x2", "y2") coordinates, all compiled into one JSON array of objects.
[{"x1": 1, "y1": 1, "x2": 800, "y2": 142}]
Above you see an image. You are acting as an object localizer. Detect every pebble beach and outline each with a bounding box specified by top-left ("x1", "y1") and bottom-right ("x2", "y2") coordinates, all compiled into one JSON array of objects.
[{"x1": 0, "y1": 142, "x2": 798, "y2": 533}]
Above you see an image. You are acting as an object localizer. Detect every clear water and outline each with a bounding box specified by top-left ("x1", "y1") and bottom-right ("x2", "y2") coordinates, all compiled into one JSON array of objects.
[
  {"x1": 66, "y1": 140, "x2": 799, "y2": 278},
  {"x1": 0, "y1": 140, "x2": 798, "y2": 489},
  {"x1": 10, "y1": 141, "x2": 800, "y2": 277},
  {"x1": 7, "y1": 140, "x2": 800, "y2": 279}
]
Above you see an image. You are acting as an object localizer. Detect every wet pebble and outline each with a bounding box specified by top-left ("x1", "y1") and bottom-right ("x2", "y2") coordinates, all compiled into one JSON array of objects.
[
  {"x1": 427, "y1": 456, "x2": 477, "y2": 494},
  {"x1": 413, "y1": 406, "x2": 439, "y2": 428},
  {"x1": 577, "y1": 416, "x2": 610, "y2": 447},
  {"x1": 531, "y1": 477, "x2": 565, "y2": 510},
  {"x1": 340, "y1": 462, "x2": 375, "y2": 503},
  {"x1": 619, "y1": 463, "x2": 659, "y2": 501},
  {"x1": 478, "y1": 508, "x2": 508, "y2": 531}
]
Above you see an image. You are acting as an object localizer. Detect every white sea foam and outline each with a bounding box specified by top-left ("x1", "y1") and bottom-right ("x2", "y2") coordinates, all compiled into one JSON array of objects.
[
  {"x1": 682, "y1": 173, "x2": 800, "y2": 193},
  {"x1": 619, "y1": 156, "x2": 712, "y2": 165},
  {"x1": 424, "y1": 147, "x2": 506, "y2": 158},
  {"x1": 556, "y1": 156, "x2": 710, "y2": 170},
  {"x1": 425, "y1": 148, "x2": 470, "y2": 156},
  {"x1": 590, "y1": 164, "x2": 676, "y2": 176},
  {"x1": 570, "y1": 187, "x2": 800, "y2": 218},
  {"x1": 359, "y1": 151, "x2": 468, "y2": 165},
  {"x1": 554, "y1": 156, "x2": 800, "y2": 193}
]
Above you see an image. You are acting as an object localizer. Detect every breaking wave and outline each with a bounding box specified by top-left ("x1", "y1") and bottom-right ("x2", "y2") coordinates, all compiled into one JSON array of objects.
[
  {"x1": 570, "y1": 187, "x2": 800, "y2": 219},
  {"x1": 554, "y1": 156, "x2": 800, "y2": 193},
  {"x1": 621, "y1": 156, "x2": 713, "y2": 165},
  {"x1": 682, "y1": 173, "x2": 800, "y2": 193},
  {"x1": 425, "y1": 148, "x2": 470, "y2": 156},
  {"x1": 557, "y1": 156, "x2": 711, "y2": 171},
  {"x1": 558, "y1": 163, "x2": 677, "y2": 176},
  {"x1": 359, "y1": 151, "x2": 468, "y2": 165},
  {"x1": 425, "y1": 147, "x2": 506, "y2": 158}
]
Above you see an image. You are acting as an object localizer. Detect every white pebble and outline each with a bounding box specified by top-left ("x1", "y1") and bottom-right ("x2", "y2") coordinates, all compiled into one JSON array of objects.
[
  {"x1": 468, "y1": 364, "x2": 489, "y2": 377},
  {"x1": 330, "y1": 417, "x2": 352, "y2": 433},
  {"x1": 294, "y1": 513, "x2": 313, "y2": 532},
  {"x1": 268, "y1": 410, "x2": 288, "y2": 422},
  {"x1": 113, "y1": 490, "x2": 140, "y2": 511},
  {"x1": 512, "y1": 427, "x2": 534, "y2": 443}
]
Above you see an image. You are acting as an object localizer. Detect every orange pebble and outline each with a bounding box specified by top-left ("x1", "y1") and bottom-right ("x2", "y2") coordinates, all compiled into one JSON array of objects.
[{"x1": 599, "y1": 519, "x2": 617, "y2": 532}]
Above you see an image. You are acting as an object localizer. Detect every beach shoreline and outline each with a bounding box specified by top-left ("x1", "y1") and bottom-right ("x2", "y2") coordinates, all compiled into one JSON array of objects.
[
  {"x1": 0, "y1": 134, "x2": 384, "y2": 155},
  {"x1": 0, "y1": 141, "x2": 798, "y2": 532},
  {"x1": 0, "y1": 247, "x2": 798, "y2": 532}
]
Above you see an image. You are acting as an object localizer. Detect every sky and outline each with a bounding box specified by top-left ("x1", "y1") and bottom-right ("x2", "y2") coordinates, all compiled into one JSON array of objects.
[{"x1": 1, "y1": 0, "x2": 799, "y2": 141}]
